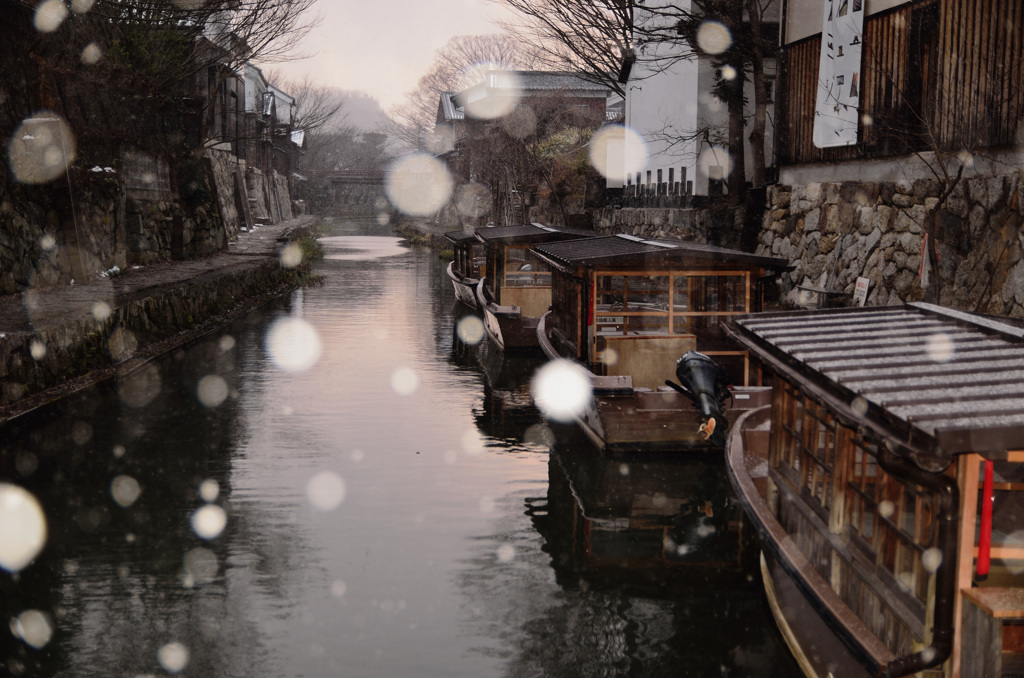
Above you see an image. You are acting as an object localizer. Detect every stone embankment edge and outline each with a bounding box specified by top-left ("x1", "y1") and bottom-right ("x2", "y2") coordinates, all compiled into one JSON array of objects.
[
  {"x1": 0, "y1": 229, "x2": 316, "y2": 427},
  {"x1": 394, "y1": 219, "x2": 452, "y2": 250}
]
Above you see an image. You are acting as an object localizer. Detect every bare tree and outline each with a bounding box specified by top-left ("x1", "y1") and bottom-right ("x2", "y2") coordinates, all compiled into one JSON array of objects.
[
  {"x1": 263, "y1": 72, "x2": 349, "y2": 135},
  {"x1": 492, "y1": 0, "x2": 634, "y2": 95},
  {"x1": 498, "y1": 0, "x2": 778, "y2": 202},
  {"x1": 384, "y1": 34, "x2": 544, "y2": 151}
]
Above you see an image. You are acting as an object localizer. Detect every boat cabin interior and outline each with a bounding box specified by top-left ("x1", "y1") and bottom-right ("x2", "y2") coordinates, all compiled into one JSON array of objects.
[
  {"x1": 533, "y1": 235, "x2": 787, "y2": 389},
  {"x1": 444, "y1": 230, "x2": 485, "y2": 280},
  {"x1": 726, "y1": 303, "x2": 1024, "y2": 678},
  {"x1": 475, "y1": 223, "x2": 594, "y2": 318}
]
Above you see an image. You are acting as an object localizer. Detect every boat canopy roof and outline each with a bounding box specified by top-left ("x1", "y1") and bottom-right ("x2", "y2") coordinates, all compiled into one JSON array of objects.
[
  {"x1": 533, "y1": 234, "x2": 788, "y2": 272},
  {"x1": 443, "y1": 230, "x2": 480, "y2": 244},
  {"x1": 473, "y1": 223, "x2": 595, "y2": 245},
  {"x1": 726, "y1": 302, "x2": 1024, "y2": 469}
]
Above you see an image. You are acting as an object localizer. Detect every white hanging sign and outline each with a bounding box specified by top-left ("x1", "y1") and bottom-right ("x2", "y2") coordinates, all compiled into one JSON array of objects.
[{"x1": 813, "y1": 0, "x2": 864, "y2": 148}]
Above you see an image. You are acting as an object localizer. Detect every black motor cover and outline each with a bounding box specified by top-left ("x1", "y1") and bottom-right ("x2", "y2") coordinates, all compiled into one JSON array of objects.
[{"x1": 671, "y1": 351, "x2": 732, "y2": 443}]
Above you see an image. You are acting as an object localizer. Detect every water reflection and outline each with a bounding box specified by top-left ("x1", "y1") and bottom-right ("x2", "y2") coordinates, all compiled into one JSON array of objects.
[
  {"x1": 453, "y1": 418, "x2": 799, "y2": 677},
  {"x1": 449, "y1": 311, "x2": 544, "y2": 447}
]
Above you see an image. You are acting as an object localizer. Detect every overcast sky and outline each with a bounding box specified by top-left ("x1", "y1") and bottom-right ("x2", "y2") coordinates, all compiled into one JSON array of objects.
[{"x1": 270, "y1": 0, "x2": 517, "y2": 111}]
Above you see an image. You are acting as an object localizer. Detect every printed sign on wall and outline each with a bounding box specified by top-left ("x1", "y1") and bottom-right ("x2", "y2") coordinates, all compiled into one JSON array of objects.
[{"x1": 813, "y1": 0, "x2": 864, "y2": 148}]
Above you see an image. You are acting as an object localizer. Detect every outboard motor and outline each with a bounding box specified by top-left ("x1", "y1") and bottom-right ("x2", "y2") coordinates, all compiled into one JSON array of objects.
[{"x1": 665, "y1": 350, "x2": 732, "y2": 445}]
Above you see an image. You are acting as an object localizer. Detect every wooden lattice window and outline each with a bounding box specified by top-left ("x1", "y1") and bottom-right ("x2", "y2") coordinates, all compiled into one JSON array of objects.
[
  {"x1": 771, "y1": 383, "x2": 835, "y2": 519},
  {"x1": 846, "y1": 440, "x2": 935, "y2": 603}
]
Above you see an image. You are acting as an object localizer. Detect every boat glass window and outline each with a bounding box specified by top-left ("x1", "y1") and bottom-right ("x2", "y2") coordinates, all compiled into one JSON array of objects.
[
  {"x1": 504, "y1": 249, "x2": 551, "y2": 287},
  {"x1": 772, "y1": 382, "x2": 804, "y2": 484},
  {"x1": 772, "y1": 383, "x2": 834, "y2": 518},
  {"x1": 594, "y1": 274, "x2": 670, "y2": 335},
  {"x1": 672, "y1": 274, "x2": 748, "y2": 346},
  {"x1": 980, "y1": 460, "x2": 1024, "y2": 578}
]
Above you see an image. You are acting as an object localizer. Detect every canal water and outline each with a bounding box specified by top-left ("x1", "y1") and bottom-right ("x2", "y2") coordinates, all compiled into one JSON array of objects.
[{"x1": 0, "y1": 218, "x2": 800, "y2": 677}]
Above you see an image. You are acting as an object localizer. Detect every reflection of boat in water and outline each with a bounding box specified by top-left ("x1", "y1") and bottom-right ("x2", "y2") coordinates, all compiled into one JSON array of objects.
[
  {"x1": 533, "y1": 234, "x2": 787, "y2": 452},
  {"x1": 472, "y1": 337, "x2": 545, "y2": 443},
  {"x1": 724, "y1": 303, "x2": 1024, "y2": 678},
  {"x1": 473, "y1": 223, "x2": 594, "y2": 352},
  {"x1": 444, "y1": 230, "x2": 485, "y2": 310},
  {"x1": 539, "y1": 438, "x2": 753, "y2": 590},
  {"x1": 520, "y1": 428, "x2": 801, "y2": 675}
]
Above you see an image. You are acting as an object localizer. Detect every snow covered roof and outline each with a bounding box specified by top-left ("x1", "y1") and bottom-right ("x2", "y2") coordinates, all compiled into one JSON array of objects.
[
  {"x1": 727, "y1": 303, "x2": 1024, "y2": 467},
  {"x1": 535, "y1": 234, "x2": 788, "y2": 271}
]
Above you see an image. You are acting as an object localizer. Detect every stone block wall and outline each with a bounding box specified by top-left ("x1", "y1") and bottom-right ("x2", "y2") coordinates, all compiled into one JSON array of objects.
[
  {"x1": 0, "y1": 149, "x2": 292, "y2": 296},
  {"x1": 0, "y1": 259, "x2": 294, "y2": 406},
  {"x1": 758, "y1": 172, "x2": 1024, "y2": 316},
  {"x1": 592, "y1": 206, "x2": 706, "y2": 242},
  {"x1": 247, "y1": 167, "x2": 293, "y2": 224},
  {"x1": 0, "y1": 171, "x2": 125, "y2": 295}
]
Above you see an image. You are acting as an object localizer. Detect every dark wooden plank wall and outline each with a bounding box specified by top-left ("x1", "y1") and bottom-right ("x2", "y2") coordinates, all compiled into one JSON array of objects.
[
  {"x1": 778, "y1": 0, "x2": 1024, "y2": 165},
  {"x1": 776, "y1": 482, "x2": 920, "y2": 657}
]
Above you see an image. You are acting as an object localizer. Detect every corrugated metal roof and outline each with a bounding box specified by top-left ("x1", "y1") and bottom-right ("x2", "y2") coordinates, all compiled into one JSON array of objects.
[
  {"x1": 727, "y1": 303, "x2": 1024, "y2": 465},
  {"x1": 487, "y1": 71, "x2": 611, "y2": 94},
  {"x1": 444, "y1": 230, "x2": 478, "y2": 244},
  {"x1": 474, "y1": 223, "x2": 595, "y2": 244},
  {"x1": 437, "y1": 92, "x2": 464, "y2": 121},
  {"x1": 534, "y1": 234, "x2": 789, "y2": 270}
]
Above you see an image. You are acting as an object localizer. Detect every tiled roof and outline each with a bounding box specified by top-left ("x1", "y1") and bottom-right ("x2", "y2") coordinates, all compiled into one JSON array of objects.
[
  {"x1": 534, "y1": 234, "x2": 788, "y2": 270},
  {"x1": 474, "y1": 223, "x2": 596, "y2": 244},
  {"x1": 488, "y1": 71, "x2": 612, "y2": 94},
  {"x1": 728, "y1": 303, "x2": 1024, "y2": 466}
]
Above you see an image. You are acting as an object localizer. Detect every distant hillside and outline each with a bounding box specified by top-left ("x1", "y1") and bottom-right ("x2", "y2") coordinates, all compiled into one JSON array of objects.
[{"x1": 340, "y1": 91, "x2": 389, "y2": 132}]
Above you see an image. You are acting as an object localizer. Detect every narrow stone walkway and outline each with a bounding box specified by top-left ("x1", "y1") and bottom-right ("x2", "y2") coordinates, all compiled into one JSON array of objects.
[
  {"x1": 0, "y1": 215, "x2": 316, "y2": 418},
  {"x1": 0, "y1": 216, "x2": 314, "y2": 335}
]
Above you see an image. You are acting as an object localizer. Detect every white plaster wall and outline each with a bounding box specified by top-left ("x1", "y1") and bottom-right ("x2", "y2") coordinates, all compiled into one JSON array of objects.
[
  {"x1": 625, "y1": 1, "x2": 701, "y2": 195},
  {"x1": 785, "y1": 0, "x2": 911, "y2": 44},
  {"x1": 624, "y1": 0, "x2": 778, "y2": 196}
]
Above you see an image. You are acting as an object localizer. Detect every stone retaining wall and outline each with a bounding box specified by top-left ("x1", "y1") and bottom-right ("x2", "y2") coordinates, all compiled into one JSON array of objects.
[
  {"x1": 591, "y1": 206, "x2": 706, "y2": 241},
  {"x1": 0, "y1": 259, "x2": 295, "y2": 408},
  {"x1": 757, "y1": 172, "x2": 1024, "y2": 316},
  {"x1": 0, "y1": 149, "x2": 294, "y2": 296}
]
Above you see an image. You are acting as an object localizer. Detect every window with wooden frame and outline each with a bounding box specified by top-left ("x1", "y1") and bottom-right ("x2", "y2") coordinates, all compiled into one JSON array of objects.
[
  {"x1": 592, "y1": 271, "x2": 750, "y2": 335},
  {"x1": 770, "y1": 382, "x2": 835, "y2": 519},
  {"x1": 771, "y1": 381, "x2": 804, "y2": 485},
  {"x1": 503, "y1": 247, "x2": 551, "y2": 288},
  {"x1": 845, "y1": 439, "x2": 935, "y2": 603},
  {"x1": 593, "y1": 273, "x2": 671, "y2": 336},
  {"x1": 592, "y1": 270, "x2": 753, "y2": 383}
]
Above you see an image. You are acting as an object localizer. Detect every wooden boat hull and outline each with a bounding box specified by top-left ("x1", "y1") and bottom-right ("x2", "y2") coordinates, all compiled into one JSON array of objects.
[
  {"x1": 446, "y1": 261, "x2": 480, "y2": 310},
  {"x1": 476, "y1": 279, "x2": 540, "y2": 352},
  {"x1": 726, "y1": 406, "x2": 892, "y2": 678},
  {"x1": 538, "y1": 311, "x2": 768, "y2": 452}
]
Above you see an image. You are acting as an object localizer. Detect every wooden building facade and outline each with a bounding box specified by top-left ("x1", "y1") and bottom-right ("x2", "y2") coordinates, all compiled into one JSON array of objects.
[{"x1": 777, "y1": 0, "x2": 1024, "y2": 165}]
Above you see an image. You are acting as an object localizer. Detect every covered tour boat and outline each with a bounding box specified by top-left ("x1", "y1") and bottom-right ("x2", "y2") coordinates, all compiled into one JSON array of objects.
[
  {"x1": 533, "y1": 234, "x2": 787, "y2": 452},
  {"x1": 724, "y1": 302, "x2": 1024, "y2": 678},
  {"x1": 473, "y1": 223, "x2": 594, "y2": 352},
  {"x1": 443, "y1": 229, "x2": 486, "y2": 310}
]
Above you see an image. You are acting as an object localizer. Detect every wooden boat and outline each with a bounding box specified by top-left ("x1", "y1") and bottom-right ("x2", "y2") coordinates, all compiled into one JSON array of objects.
[
  {"x1": 723, "y1": 302, "x2": 1024, "y2": 678},
  {"x1": 443, "y1": 229, "x2": 485, "y2": 310},
  {"x1": 473, "y1": 223, "x2": 594, "y2": 352},
  {"x1": 533, "y1": 233, "x2": 787, "y2": 452}
]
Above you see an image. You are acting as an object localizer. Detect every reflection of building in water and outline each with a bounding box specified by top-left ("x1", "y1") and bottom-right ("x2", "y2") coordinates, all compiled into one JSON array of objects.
[{"x1": 0, "y1": 326, "x2": 253, "y2": 677}]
